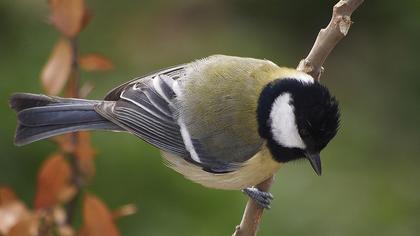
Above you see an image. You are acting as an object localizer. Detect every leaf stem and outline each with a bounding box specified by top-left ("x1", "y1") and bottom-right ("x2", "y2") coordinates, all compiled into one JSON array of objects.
[{"x1": 65, "y1": 36, "x2": 83, "y2": 225}]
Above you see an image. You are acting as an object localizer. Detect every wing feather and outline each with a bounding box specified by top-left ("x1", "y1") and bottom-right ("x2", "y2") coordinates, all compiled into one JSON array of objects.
[
  {"x1": 96, "y1": 68, "x2": 235, "y2": 172},
  {"x1": 96, "y1": 56, "x2": 268, "y2": 174}
]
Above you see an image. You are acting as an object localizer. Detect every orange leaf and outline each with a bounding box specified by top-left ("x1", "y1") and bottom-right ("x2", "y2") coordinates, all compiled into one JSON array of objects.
[
  {"x1": 53, "y1": 133, "x2": 76, "y2": 153},
  {"x1": 80, "y1": 194, "x2": 120, "y2": 236},
  {"x1": 40, "y1": 39, "x2": 72, "y2": 95},
  {"x1": 49, "y1": 0, "x2": 86, "y2": 37},
  {"x1": 6, "y1": 215, "x2": 39, "y2": 236},
  {"x1": 58, "y1": 225, "x2": 75, "y2": 236},
  {"x1": 0, "y1": 187, "x2": 17, "y2": 205},
  {"x1": 112, "y1": 204, "x2": 137, "y2": 220},
  {"x1": 79, "y1": 54, "x2": 114, "y2": 71},
  {"x1": 50, "y1": 207, "x2": 75, "y2": 235},
  {"x1": 80, "y1": 9, "x2": 93, "y2": 32},
  {"x1": 52, "y1": 206, "x2": 67, "y2": 225},
  {"x1": 79, "y1": 82, "x2": 95, "y2": 98},
  {"x1": 0, "y1": 201, "x2": 31, "y2": 235},
  {"x1": 34, "y1": 154, "x2": 75, "y2": 209},
  {"x1": 75, "y1": 132, "x2": 96, "y2": 180}
]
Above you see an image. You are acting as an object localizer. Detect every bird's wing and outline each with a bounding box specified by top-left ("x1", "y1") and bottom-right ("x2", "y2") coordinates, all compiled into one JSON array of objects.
[
  {"x1": 96, "y1": 74, "x2": 188, "y2": 157},
  {"x1": 104, "y1": 65, "x2": 186, "y2": 101},
  {"x1": 97, "y1": 55, "x2": 273, "y2": 173},
  {"x1": 96, "y1": 66, "x2": 243, "y2": 173}
]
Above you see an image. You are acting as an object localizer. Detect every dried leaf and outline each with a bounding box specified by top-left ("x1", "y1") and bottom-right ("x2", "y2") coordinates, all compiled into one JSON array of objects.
[
  {"x1": 78, "y1": 226, "x2": 88, "y2": 236},
  {"x1": 79, "y1": 54, "x2": 114, "y2": 71},
  {"x1": 53, "y1": 133, "x2": 75, "y2": 153},
  {"x1": 58, "y1": 225, "x2": 75, "y2": 236},
  {"x1": 0, "y1": 187, "x2": 17, "y2": 205},
  {"x1": 80, "y1": 194, "x2": 120, "y2": 236},
  {"x1": 112, "y1": 204, "x2": 137, "y2": 220},
  {"x1": 51, "y1": 207, "x2": 75, "y2": 236},
  {"x1": 54, "y1": 132, "x2": 96, "y2": 180},
  {"x1": 6, "y1": 215, "x2": 39, "y2": 236},
  {"x1": 49, "y1": 0, "x2": 86, "y2": 37},
  {"x1": 75, "y1": 132, "x2": 96, "y2": 180},
  {"x1": 34, "y1": 154, "x2": 75, "y2": 209},
  {"x1": 40, "y1": 39, "x2": 72, "y2": 95},
  {"x1": 0, "y1": 201, "x2": 31, "y2": 235},
  {"x1": 0, "y1": 187, "x2": 27, "y2": 235},
  {"x1": 80, "y1": 9, "x2": 93, "y2": 32},
  {"x1": 52, "y1": 206, "x2": 66, "y2": 225},
  {"x1": 79, "y1": 82, "x2": 95, "y2": 98}
]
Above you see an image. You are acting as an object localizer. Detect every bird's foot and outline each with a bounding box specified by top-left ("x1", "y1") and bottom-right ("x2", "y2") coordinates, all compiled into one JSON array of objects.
[{"x1": 242, "y1": 187, "x2": 274, "y2": 209}]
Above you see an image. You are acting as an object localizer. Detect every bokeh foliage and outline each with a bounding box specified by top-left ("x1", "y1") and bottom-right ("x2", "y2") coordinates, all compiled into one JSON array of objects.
[{"x1": 1, "y1": 0, "x2": 419, "y2": 235}]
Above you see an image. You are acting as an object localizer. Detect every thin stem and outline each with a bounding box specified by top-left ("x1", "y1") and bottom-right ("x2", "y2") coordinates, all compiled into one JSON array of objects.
[
  {"x1": 68, "y1": 37, "x2": 80, "y2": 98},
  {"x1": 232, "y1": 176, "x2": 275, "y2": 236},
  {"x1": 297, "y1": 0, "x2": 364, "y2": 80},
  {"x1": 65, "y1": 148, "x2": 82, "y2": 224},
  {"x1": 65, "y1": 36, "x2": 83, "y2": 225}
]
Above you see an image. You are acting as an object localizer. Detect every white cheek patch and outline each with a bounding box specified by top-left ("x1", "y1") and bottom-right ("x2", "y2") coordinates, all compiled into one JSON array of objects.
[{"x1": 269, "y1": 93, "x2": 306, "y2": 149}]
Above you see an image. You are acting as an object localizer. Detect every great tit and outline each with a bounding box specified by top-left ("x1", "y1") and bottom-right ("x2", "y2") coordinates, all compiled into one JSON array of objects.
[{"x1": 10, "y1": 55, "x2": 340, "y2": 208}]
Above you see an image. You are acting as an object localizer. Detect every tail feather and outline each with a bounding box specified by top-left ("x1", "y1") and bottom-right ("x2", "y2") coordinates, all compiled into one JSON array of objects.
[
  {"x1": 10, "y1": 93, "x2": 94, "y2": 111},
  {"x1": 18, "y1": 104, "x2": 105, "y2": 126},
  {"x1": 10, "y1": 93, "x2": 123, "y2": 146}
]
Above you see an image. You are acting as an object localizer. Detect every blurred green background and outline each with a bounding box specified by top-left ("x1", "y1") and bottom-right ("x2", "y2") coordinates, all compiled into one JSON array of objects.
[{"x1": 1, "y1": 0, "x2": 420, "y2": 235}]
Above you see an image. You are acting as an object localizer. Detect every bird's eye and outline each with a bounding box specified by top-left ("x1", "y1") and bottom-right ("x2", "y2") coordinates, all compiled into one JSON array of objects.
[{"x1": 300, "y1": 128, "x2": 309, "y2": 137}]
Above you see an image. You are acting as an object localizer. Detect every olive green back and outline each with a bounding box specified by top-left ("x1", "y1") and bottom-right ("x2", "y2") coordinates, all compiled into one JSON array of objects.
[{"x1": 176, "y1": 55, "x2": 281, "y2": 163}]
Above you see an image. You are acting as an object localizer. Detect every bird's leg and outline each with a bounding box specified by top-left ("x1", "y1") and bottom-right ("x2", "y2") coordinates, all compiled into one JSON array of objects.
[{"x1": 242, "y1": 187, "x2": 274, "y2": 209}]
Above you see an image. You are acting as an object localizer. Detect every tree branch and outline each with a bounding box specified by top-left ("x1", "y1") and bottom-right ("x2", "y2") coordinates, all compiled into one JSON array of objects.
[
  {"x1": 232, "y1": 0, "x2": 364, "y2": 235},
  {"x1": 232, "y1": 176, "x2": 274, "y2": 236},
  {"x1": 297, "y1": 0, "x2": 364, "y2": 80}
]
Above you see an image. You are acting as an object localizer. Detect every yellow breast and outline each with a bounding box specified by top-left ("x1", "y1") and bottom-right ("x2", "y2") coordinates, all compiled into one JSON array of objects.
[{"x1": 161, "y1": 145, "x2": 281, "y2": 190}]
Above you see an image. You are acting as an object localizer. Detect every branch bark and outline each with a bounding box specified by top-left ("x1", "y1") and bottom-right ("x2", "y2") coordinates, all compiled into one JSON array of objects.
[
  {"x1": 65, "y1": 37, "x2": 83, "y2": 225},
  {"x1": 232, "y1": 176, "x2": 274, "y2": 236},
  {"x1": 232, "y1": 0, "x2": 364, "y2": 235},
  {"x1": 297, "y1": 0, "x2": 364, "y2": 80}
]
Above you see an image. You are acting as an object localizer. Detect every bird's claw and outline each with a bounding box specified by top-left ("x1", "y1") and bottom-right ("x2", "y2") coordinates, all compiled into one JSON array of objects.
[{"x1": 242, "y1": 187, "x2": 274, "y2": 209}]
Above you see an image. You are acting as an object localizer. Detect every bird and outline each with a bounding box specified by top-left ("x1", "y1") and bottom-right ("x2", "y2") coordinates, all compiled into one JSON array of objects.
[{"x1": 10, "y1": 55, "x2": 340, "y2": 209}]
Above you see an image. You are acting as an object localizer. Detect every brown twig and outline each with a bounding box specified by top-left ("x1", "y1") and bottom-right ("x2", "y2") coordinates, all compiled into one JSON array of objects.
[
  {"x1": 232, "y1": 0, "x2": 364, "y2": 235},
  {"x1": 232, "y1": 176, "x2": 274, "y2": 236},
  {"x1": 297, "y1": 0, "x2": 364, "y2": 80},
  {"x1": 65, "y1": 37, "x2": 83, "y2": 225}
]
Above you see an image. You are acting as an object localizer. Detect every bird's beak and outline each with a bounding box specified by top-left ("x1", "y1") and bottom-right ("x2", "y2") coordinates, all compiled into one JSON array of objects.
[{"x1": 305, "y1": 152, "x2": 322, "y2": 176}]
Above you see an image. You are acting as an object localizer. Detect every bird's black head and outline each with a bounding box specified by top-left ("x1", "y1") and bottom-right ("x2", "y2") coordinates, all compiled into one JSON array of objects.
[{"x1": 257, "y1": 76, "x2": 340, "y2": 175}]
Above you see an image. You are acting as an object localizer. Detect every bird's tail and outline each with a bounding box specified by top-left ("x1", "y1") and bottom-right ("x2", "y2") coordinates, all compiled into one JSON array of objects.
[{"x1": 9, "y1": 93, "x2": 123, "y2": 146}]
